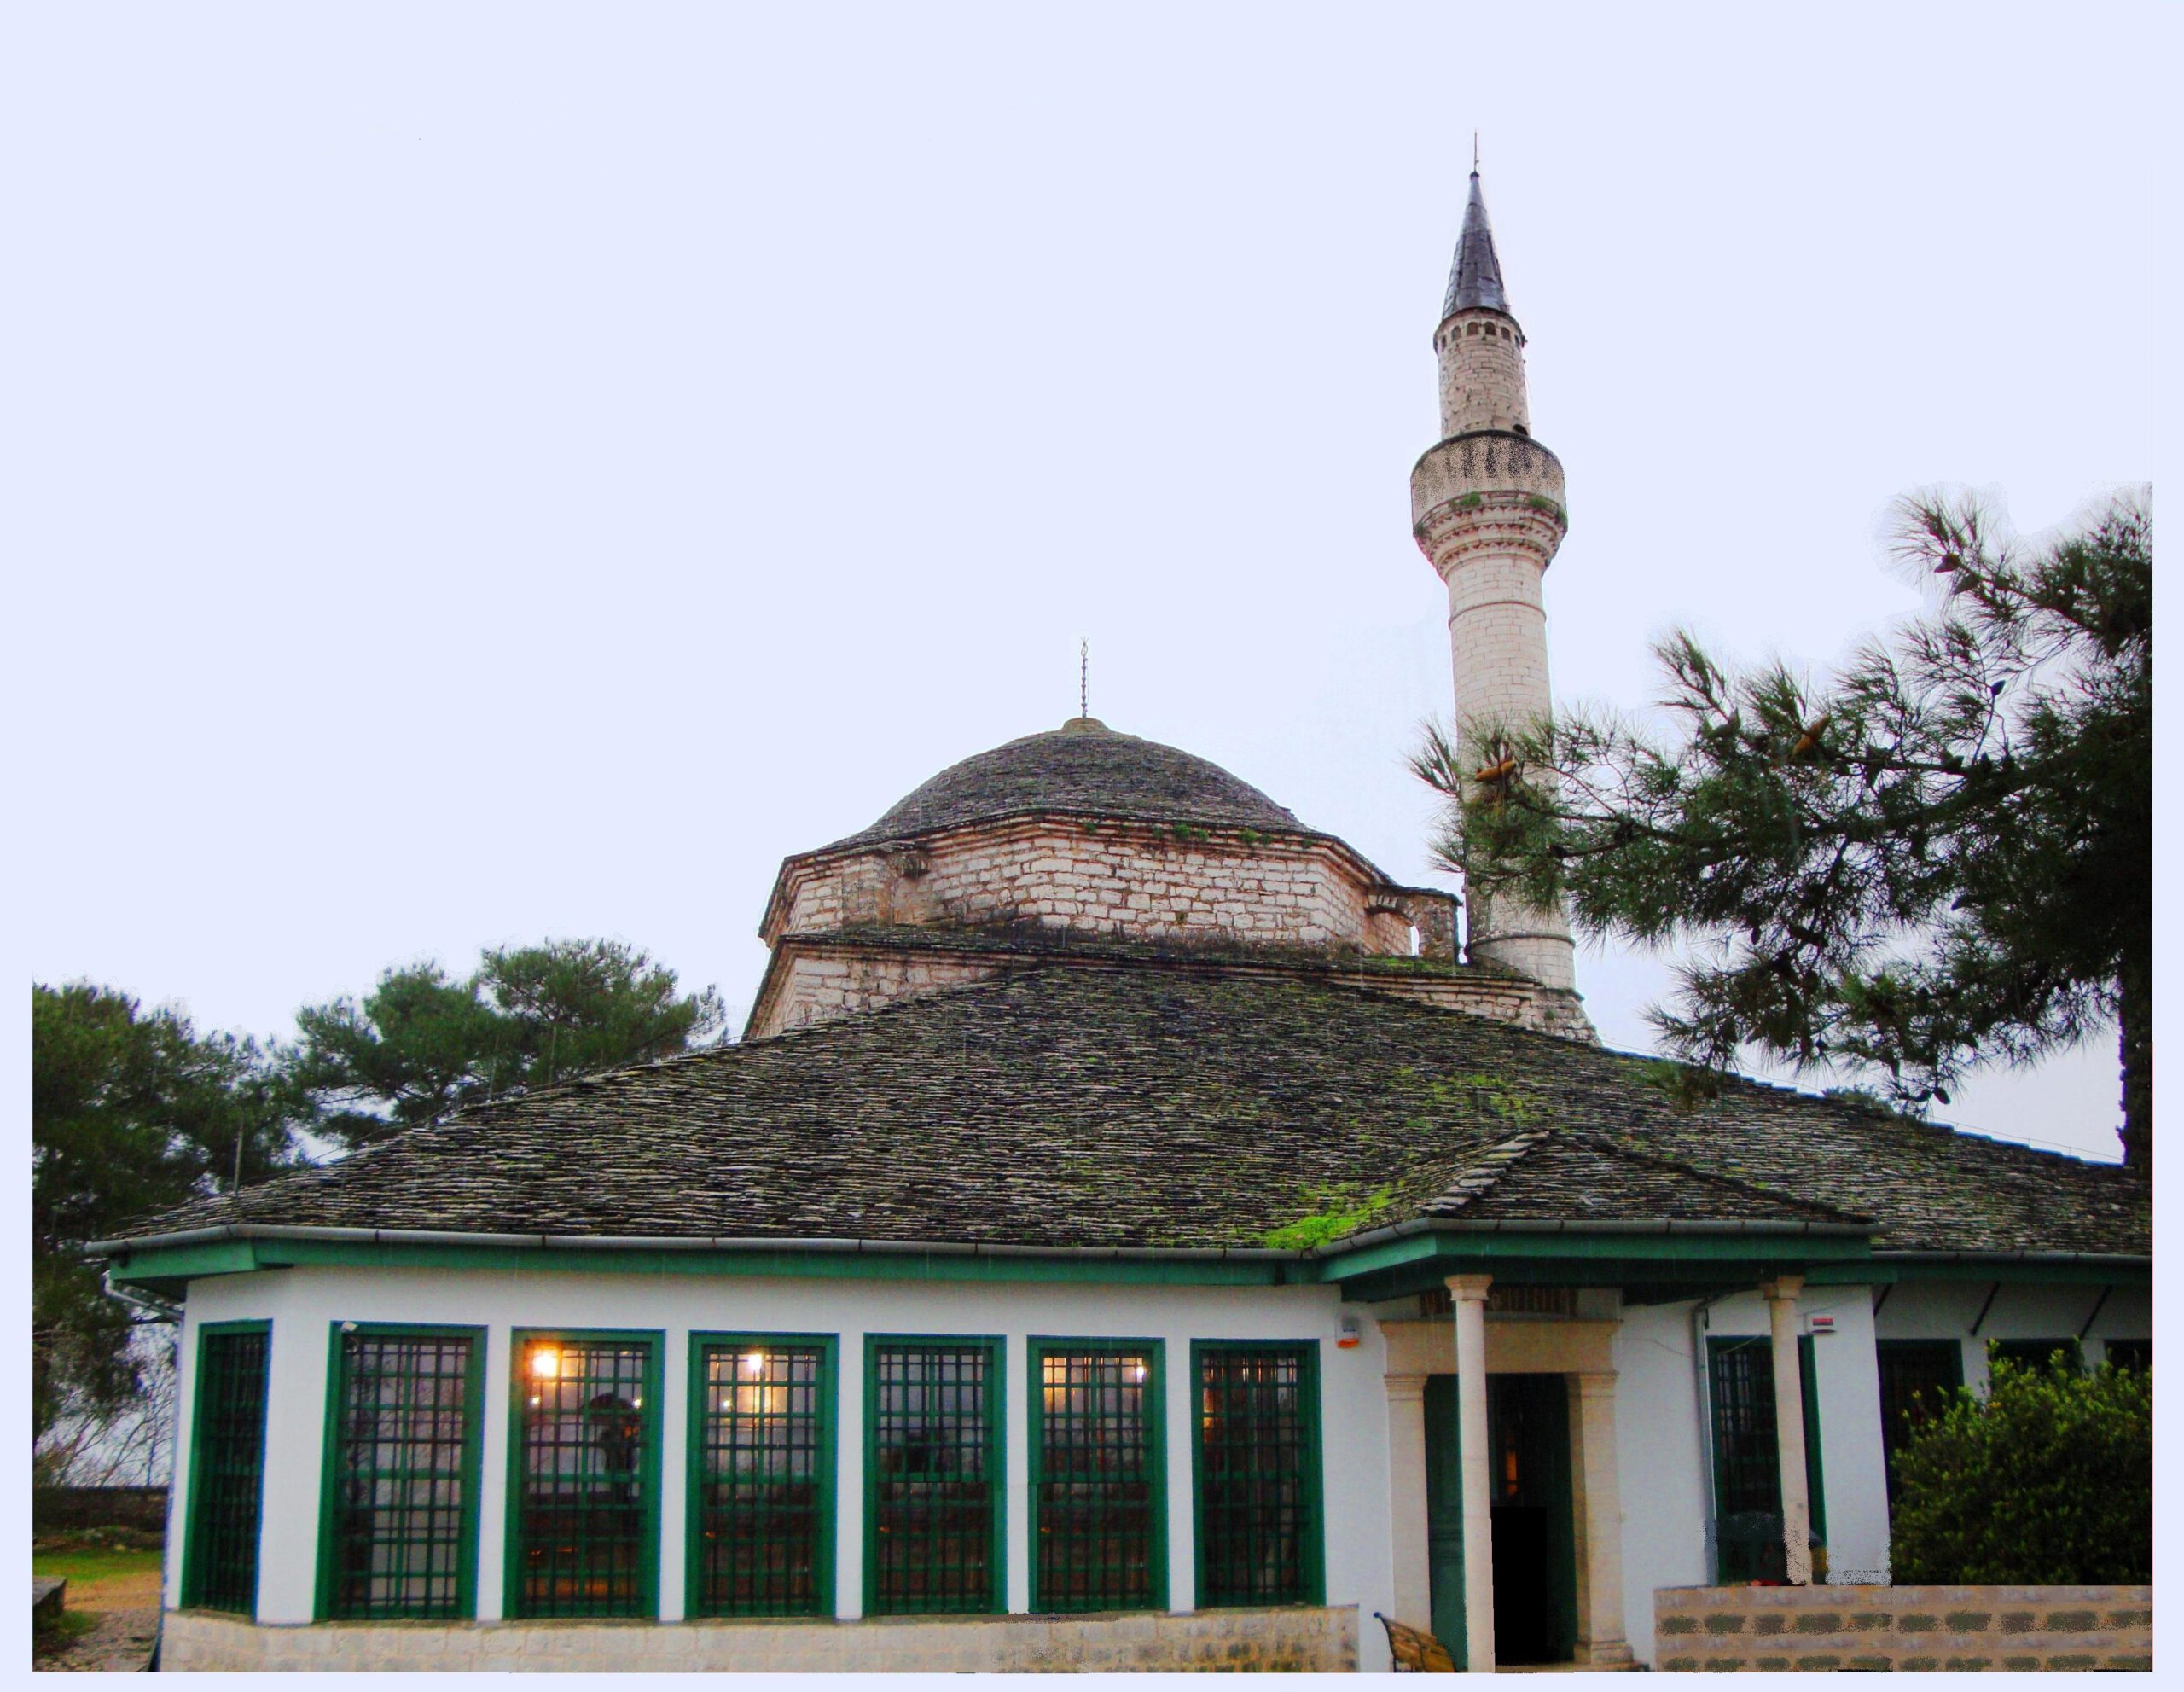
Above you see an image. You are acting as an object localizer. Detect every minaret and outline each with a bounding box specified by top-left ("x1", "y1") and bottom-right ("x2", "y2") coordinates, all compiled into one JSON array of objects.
[{"x1": 1411, "y1": 167, "x2": 1580, "y2": 992}]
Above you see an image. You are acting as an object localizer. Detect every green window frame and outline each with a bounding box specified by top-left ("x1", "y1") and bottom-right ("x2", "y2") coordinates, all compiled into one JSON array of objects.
[
  {"x1": 2103, "y1": 1338, "x2": 2151, "y2": 1372},
  {"x1": 686, "y1": 1333, "x2": 837, "y2": 1618},
  {"x1": 1190, "y1": 1340, "x2": 1324, "y2": 1608},
  {"x1": 863, "y1": 1335, "x2": 1004, "y2": 1615},
  {"x1": 181, "y1": 1320, "x2": 272, "y2": 1615},
  {"x1": 1987, "y1": 1337, "x2": 2083, "y2": 1376},
  {"x1": 505, "y1": 1329, "x2": 663, "y2": 1619},
  {"x1": 1874, "y1": 1340, "x2": 1963, "y2": 1507},
  {"x1": 1027, "y1": 1339, "x2": 1166, "y2": 1614},
  {"x1": 1705, "y1": 1336, "x2": 1826, "y2": 1583},
  {"x1": 314, "y1": 1323, "x2": 485, "y2": 1620}
]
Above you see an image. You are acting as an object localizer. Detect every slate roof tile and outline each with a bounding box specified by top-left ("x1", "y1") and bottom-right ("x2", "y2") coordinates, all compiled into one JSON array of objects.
[
  {"x1": 830, "y1": 719, "x2": 1316, "y2": 850},
  {"x1": 107, "y1": 966, "x2": 2148, "y2": 1259}
]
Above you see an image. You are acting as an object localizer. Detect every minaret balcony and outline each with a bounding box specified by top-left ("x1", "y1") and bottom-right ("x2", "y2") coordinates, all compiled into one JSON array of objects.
[{"x1": 1410, "y1": 428, "x2": 1565, "y2": 528}]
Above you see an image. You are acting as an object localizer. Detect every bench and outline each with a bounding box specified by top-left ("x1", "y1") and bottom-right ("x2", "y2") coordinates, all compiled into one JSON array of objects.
[{"x1": 1375, "y1": 1611, "x2": 1456, "y2": 1672}]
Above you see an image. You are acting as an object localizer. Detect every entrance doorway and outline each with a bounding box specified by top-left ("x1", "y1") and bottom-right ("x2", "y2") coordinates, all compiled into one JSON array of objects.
[
  {"x1": 1420, "y1": 1374, "x2": 1578, "y2": 1668},
  {"x1": 1487, "y1": 1374, "x2": 1577, "y2": 1665}
]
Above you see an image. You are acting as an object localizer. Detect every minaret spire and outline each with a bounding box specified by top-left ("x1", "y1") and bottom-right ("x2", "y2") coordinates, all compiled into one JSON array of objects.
[{"x1": 1443, "y1": 166, "x2": 1511, "y2": 320}]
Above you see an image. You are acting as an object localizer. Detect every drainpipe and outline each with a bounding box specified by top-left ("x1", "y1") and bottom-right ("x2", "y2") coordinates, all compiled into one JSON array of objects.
[{"x1": 1690, "y1": 1294, "x2": 1729, "y2": 1582}]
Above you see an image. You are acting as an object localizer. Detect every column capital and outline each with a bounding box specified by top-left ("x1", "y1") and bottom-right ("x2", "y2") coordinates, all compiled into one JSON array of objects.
[
  {"x1": 1759, "y1": 1274, "x2": 1806, "y2": 1304},
  {"x1": 1572, "y1": 1370, "x2": 1618, "y2": 1399},
  {"x1": 1444, "y1": 1272, "x2": 1494, "y2": 1301},
  {"x1": 1384, "y1": 1372, "x2": 1429, "y2": 1404}
]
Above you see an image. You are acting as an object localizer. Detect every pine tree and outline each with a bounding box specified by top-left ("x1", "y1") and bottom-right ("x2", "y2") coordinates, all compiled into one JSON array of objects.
[{"x1": 1414, "y1": 491, "x2": 2152, "y2": 1172}]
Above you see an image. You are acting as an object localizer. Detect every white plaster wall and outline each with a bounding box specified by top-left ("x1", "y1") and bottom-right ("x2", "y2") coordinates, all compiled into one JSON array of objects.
[
  {"x1": 1612, "y1": 1300, "x2": 1713, "y2": 1666},
  {"x1": 1874, "y1": 1277, "x2": 2149, "y2": 1393},
  {"x1": 171, "y1": 1267, "x2": 1397, "y2": 1670},
  {"x1": 1694, "y1": 1288, "x2": 1889, "y2": 1588}
]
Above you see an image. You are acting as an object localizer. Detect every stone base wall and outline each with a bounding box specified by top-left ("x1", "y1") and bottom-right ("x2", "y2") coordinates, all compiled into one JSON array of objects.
[
  {"x1": 746, "y1": 933, "x2": 1599, "y2": 1044},
  {"x1": 753, "y1": 946, "x2": 1004, "y2": 1036},
  {"x1": 1653, "y1": 1584, "x2": 2152, "y2": 1672},
  {"x1": 160, "y1": 1604, "x2": 1358, "y2": 1674},
  {"x1": 767, "y1": 817, "x2": 1416, "y2": 956}
]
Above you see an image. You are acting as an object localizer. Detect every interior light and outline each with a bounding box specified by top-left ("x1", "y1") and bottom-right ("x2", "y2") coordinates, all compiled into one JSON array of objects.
[
  {"x1": 741, "y1": 1352, "x2": 767, "y2": 1378},
  {"x1": 531, "y1": 1347, "x2": 560, "y2": 1380},
  {"x1": 1130, "y1": 1363, "x2": 1148, "y2": 1384}
]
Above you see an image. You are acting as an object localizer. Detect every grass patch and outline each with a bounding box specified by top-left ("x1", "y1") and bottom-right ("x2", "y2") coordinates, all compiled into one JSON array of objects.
[
  {"x1": 32, "y1": 1546, "x2": 164, "y2": 1590},
  {"x1": 35, "y1": 1609, "x2": 100, "y2": 1651}
]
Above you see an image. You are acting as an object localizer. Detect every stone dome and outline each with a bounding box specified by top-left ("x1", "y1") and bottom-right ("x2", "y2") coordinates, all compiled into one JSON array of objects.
[{"x1": 836, "y1": 717, "x2": 1313, "y2": 848}]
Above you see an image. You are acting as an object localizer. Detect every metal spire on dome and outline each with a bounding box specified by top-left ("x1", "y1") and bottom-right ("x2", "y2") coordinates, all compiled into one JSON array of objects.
[{"x1": 1441, "y1": 160, "x2": 1511, "y2": 320}]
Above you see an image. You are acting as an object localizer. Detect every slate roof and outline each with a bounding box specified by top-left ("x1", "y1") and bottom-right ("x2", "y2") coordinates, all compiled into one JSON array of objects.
[
  {"x1": 1443, "y1": 169, "x2": 1511, "y2": 319},
  {"x1": 829, "y1": 718, "x2": 1316, "y2": 851},
  {"x1": 107, "y1": 966, "x2": 2147, "y2": 1260}
]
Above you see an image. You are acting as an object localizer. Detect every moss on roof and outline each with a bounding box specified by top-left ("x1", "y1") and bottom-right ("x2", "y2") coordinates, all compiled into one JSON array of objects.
[{"x1": 112, "y1": 966, "x2": 2146, "y2": 1259}]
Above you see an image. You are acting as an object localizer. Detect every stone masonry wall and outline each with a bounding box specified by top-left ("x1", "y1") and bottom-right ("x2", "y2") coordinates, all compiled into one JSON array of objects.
[
  {"x1": 747, "y1": 935, "x2": 1599, "y2": 1044},
  {"x1": 770, "y1": 817, "x2": 1420, "y2": 956},
  {"x1": 1436, "y1": 308, "x2": 1531, "y2": 437},
  {"x1": 752, "y1": 945, "x2": 1006, "y2": 1038},
  {"x1": 161, "y1": 1604, "x2": 1359, "y2": 1673},
  {"x1": 1653, "y1": 1584, "x2": 2152, "y2": 1672}
]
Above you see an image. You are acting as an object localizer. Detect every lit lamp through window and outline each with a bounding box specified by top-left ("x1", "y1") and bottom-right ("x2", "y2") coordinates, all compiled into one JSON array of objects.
[{"x1": 528, "y1": 1346, "x2": 559, "y2": 1407}]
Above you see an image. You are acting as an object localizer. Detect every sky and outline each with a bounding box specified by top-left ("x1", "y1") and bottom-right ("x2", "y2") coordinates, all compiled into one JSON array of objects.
[{"x1": 11, "y1": 3, "x2": 2159, "y2": 1165}]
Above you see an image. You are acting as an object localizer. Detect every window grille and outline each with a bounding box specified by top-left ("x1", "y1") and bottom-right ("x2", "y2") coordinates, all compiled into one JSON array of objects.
[
  {"x1": 1707, "y1": 1336, "x2": 1827, "y2": 1581},
  {"x1": 691, "y1": 1340, "x2": 831, "y2": 1617},
  {"x1": 1875, "y1": 1340, "x2": 1961, "y2": 1506},
  {"x1": 1707, "y1": 1337, "x2": 1781, "y2": 1581},
  {"x1": 1487, "y1": 1286, "x2": 1577, "y2": 1318},
  {"x1": 323, "y1": 1330, "x2": 479, "y2": 1619},
  {"x1": 511, "y1": 1335, "x2": 657, "y2": 1619},
  {"x1": 1031, "y1": 1345, "x2": 1162, "y2": 1612},
  {"x1": 183, "y1": 1325, "x2": 270, "y2": 1614},
  {"x1": 1194, "y1": 1344, "x2": 1322, "y2": 1607},
  {"x1": 867, "y1": 1340, "x2": 1000, "y2": 1614}
]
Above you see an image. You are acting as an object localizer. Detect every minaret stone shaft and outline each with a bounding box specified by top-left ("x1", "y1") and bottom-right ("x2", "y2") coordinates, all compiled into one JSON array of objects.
[{"x1": 1412, "y1": 168, "x2": 1579, "y2": 991}]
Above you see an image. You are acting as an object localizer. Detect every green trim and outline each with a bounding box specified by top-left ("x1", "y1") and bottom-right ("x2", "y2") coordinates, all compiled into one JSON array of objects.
[
  {"x1": 1188, "y1": 1340, "x2": 1326, "y2": 1608},
  {"x1": 313, "y1": 1323, "x2": 486, "y2": 1622},
  {"x1": 683, "y1": 1331, "x2": 838, "y2": 1619},
  {"x1": 1881, "y1": 1261, "x2": 2141, "y2": 1289},
  {"x1": 106, "y1": 1231, "x2": 2146, "y2": 1308},
  {"x1": 502, "y1": 1329, "x2": 665, "y2": 1620},
  {"x1": 861, "y1": 1334, "x2": 1006, "y2": 1616},
  {"x1": 179, "y1": 1319, "x2": 272, "y2": 1616},
  {"x1": 108, "y1": 1237, "x2": 1292, "y2": 1297},
  {"x1": 1025, "y1": 1337, "x2": 1167, "y2": 1614},
  {"x1": 1321, "y1": 1228, "x2": 1873, "y2": 1288},
  {"x1": 1798, "y1": 1334, "x2": 1827, "y2": 1547}
]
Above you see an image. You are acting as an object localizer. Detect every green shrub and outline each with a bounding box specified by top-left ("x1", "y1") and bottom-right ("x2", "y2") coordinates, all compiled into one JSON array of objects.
[{"x1": 1890, "y1": 1357, "x2": 2150, "y2": 1584}]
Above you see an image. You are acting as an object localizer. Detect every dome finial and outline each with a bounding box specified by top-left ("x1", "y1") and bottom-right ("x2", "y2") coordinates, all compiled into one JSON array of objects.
[{"x1": 1080, "y1": 638, "x2": 1089, "y2": 721}]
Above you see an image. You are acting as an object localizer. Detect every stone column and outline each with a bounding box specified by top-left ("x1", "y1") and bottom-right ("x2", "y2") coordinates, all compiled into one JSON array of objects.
[
  {"x1": 1447, "y1": 1274, "x2": 1496, "y2": 1671},
  {"x1": 1566, "y1": 1373, "x2": 1634, "y2": 1666},
  {"x1": 1761, "y1": 1276, "x2": 1814, "y2": 1585},
  {"x1": 1385, "y1": 1374, "x2": 1432, "y2": 1630}
]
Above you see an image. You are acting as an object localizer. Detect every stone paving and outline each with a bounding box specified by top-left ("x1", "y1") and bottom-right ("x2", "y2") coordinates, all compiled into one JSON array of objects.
[{"x1": 32, "y1": 1605, "x2": 159, "y2": 1672}]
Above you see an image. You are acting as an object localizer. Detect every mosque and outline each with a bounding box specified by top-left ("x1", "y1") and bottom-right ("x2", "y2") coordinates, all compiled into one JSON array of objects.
[{"x1": 96, "y1": 169, "x2": 2149, "y2": 1673}]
